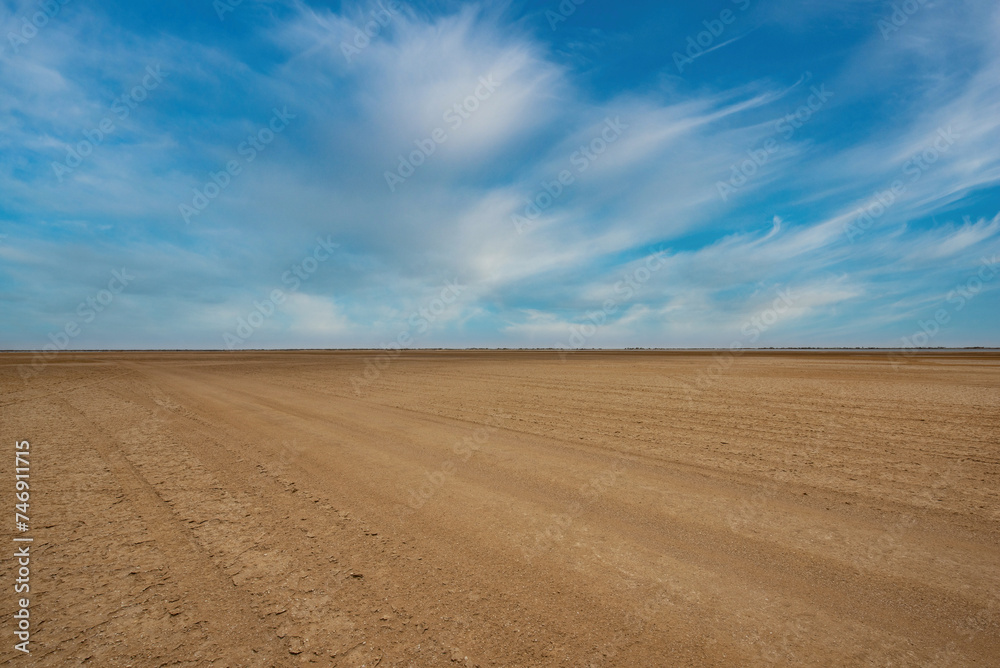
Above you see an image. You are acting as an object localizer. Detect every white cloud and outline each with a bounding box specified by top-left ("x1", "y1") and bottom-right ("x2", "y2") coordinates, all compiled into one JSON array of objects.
[{"x1": 282, "y1": 293, "x2": 350, "y2": 336}]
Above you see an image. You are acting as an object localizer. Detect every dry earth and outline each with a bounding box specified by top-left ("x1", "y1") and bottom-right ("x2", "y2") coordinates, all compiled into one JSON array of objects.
[{"x1": 1, "y1": 350, "x2": 998, "y2": 666}]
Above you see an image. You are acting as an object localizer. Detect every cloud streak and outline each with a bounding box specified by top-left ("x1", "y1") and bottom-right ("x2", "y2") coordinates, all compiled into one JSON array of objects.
[{"x1": 0, "y1": 0, "x2": 998, "y2": 349}]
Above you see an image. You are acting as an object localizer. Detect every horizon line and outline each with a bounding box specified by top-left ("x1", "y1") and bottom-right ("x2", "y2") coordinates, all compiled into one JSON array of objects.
[{"x1": 3, "y1": 346, "x2": 998, "y2": 353}]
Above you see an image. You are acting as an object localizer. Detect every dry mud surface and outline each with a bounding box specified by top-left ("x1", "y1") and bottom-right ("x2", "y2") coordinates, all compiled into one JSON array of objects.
[{"x1": 1, "y1": 350, "x2": 998, "y2": 666}]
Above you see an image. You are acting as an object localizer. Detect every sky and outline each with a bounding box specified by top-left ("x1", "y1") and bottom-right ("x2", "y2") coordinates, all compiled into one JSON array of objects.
[{"x1": 1, "y1": 0, "x2": 999, "y2": 350}]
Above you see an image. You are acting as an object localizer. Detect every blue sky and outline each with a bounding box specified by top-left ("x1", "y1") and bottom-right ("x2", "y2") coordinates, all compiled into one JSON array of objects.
[{"x1": 1, "y1": 0, "x2": 999, "y2": 349}]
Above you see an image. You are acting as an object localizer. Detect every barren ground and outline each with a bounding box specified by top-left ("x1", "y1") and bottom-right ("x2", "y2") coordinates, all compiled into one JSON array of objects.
[{"x1": 1, "y1": 350, "x2": 998, "y2": 666}]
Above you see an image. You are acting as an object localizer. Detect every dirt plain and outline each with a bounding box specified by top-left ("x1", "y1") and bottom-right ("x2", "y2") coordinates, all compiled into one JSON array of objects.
[{"x1": 1, "y1": 350, "x2": 998, "y2": 667}]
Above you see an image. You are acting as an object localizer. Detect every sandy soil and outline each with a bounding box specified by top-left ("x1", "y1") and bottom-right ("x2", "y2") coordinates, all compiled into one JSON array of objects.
[{"x1": 1, "y1": 350, "x2": 998, "y2": 666}]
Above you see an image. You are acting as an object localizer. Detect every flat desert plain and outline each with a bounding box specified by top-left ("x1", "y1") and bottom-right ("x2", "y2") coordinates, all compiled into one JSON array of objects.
[{"x1": 1, "y1": 350, "x2": 998, "y2": 667}]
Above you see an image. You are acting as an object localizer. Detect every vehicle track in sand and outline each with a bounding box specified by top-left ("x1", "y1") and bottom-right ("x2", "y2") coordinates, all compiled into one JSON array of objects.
[{"x1": 1, "y1": 350, "x2": 997, "y2": 666}]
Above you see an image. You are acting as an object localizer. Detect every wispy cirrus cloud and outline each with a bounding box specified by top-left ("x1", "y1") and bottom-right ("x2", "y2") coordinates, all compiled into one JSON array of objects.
[{"x1": 0, "y1": 0, "x2": 998, "y2": 349}]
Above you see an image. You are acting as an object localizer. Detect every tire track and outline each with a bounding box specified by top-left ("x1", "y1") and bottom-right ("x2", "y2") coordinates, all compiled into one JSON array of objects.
[{"x1": 59, "y1": 394, "x2": 292, "y2": 667}]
